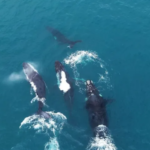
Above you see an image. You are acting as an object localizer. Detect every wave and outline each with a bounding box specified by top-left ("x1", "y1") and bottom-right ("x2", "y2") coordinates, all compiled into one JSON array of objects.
[
  {"x1": 64, "y1": 50, "x2": 112, "y2": 92},
  {"x1": 87, "y1": 125, "x2": 117, "y2": 150}
]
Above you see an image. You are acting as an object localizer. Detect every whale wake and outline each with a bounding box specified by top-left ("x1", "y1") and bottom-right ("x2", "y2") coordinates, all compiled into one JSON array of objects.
[
  {"x1": 19, "y1": 111, "x2": 67, "y2": 150},
  {"x1": 64, "y1": 50, "x2": 112, "y2": 93}
]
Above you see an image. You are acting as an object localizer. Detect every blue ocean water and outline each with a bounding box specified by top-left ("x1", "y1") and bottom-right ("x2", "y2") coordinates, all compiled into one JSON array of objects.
[{"x1": 0, "y1": 0, "x2": 150, "y2": 150}]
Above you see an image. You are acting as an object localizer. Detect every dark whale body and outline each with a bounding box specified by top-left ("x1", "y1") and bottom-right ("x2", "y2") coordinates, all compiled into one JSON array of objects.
[
  {"x1": 85, "y1": 80, "x2": 108, "y2": 137},
  {"x1": 23, "y1": 63, "x2": 50, "y2": 119},
  {"x1": 47, "y1": 26, "x2": 82, "y2": 48}
]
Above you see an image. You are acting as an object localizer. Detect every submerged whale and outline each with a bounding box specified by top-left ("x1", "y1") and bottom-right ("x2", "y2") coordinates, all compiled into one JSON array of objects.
[
  {"x1": 47, "y1": 26, "x2": 82, "y2": 48},
  {"x1": 85, "y1": 80, "x2": 108, "y2": 137},
  {"x1": 54, "y1": 61, "x2": 74, "y2": 109},
  {"x1": 23, "y1": 63, "x2": 50, "y2": 119}
]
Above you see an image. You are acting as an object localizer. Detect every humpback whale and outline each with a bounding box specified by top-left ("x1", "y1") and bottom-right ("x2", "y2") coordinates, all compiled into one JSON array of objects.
[
  {"x1": 85, "y1": 80, "x2": 108, "y2": 137},
  {"x1": 23, "y1": 63, "x2": 50, "y2": 119},
  {"x1": 47, "y1": 26, "x2": 82, "y2": 48},
  {"x1": 54, "y1": 61, "x2": 74, "y2": 108}
]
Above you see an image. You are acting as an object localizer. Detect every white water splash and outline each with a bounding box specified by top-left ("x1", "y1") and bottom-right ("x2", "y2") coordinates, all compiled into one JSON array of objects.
[
  {"x1": 19, "y1": 114, "x2": 55, "y2": 133},
  {"x1": 19, "y1": 111, "x2": 67, "y2": 134},
  {"x1": 87, "y1": 125, "x2": 117, "y2": 150},
  {"x1": 64, "y1": 50, "x2": 111, "y2": 92},
  {"x1": 64, "y1": 50, "x2": 98, "y2": 65},
  {"x1": 19, "y1": 112, "x2": 66, "y2": 150}
]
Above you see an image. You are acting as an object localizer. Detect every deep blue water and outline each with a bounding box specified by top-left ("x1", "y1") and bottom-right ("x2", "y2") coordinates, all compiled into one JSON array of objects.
[{"x1": 0, "y1": 0, "x2": 150, "y2": 150}]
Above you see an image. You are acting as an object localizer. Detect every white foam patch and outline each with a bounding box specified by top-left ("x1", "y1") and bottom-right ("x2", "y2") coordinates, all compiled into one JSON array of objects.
[
  {"x1": 19, "y1": 111, "x2": 67, "y2": 134},
  {"x1": 45, "y1": 137, "x2": 60, "y2": 150},
  {"x1": 59, "y1": 71, "x2": 70, "y2": 93},
  {"x1": 30, "y1": 81, "x2": 37, "y2": 91},
  {"x1": 64, "y1": 50, "x2": 98, "y2": 65},
  {"x1": 19, "y1": 114, "x2": 55, "y2": 133},
  {"x1": 64, "y1": 50, "x2": 112, "y2": 92},
  {"x1": 87, "y1": 125, "x2": 117, "y2": 150}
]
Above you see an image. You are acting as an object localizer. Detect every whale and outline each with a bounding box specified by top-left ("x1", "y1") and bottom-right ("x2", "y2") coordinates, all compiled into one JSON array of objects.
[
  {"x1": 54, "y1": 61, "x2": 74, "y2": 109},
  {"x1": 85, "y1": 80, "x2": 108, "y2": 137},
  {"x1": 47, "y1": 26, "x2": 82, "y2": 48},
  {"x1": 23, "y1": 63, "x2": 50, "y2": 119}
]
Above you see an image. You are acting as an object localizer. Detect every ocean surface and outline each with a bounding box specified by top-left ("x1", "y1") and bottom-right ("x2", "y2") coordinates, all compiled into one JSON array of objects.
[{"x1": 0, "y1": 0, "x2": 150, "y2": 150}]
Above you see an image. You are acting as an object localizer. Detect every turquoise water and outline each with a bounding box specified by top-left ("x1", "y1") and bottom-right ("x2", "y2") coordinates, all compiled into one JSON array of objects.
[{"x1": 1, "y1": 0, "x2": 150, "y2": 150}]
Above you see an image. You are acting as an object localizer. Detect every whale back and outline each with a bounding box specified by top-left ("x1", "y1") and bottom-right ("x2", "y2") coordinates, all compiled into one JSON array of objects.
[{"x1": 23, "y1": 63, "x2": 46, "y2": 99}]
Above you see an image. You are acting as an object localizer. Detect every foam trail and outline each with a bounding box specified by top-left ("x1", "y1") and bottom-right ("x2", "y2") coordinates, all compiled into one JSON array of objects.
[
  {"x1": 87, "y1": 125, "x2": 117, "y2": 150},
  {"x1": 64, "y1": 50, "x2": 111, "y2": 92},
  {"x1": 45, "y1": 137, "x2": 60, "y2": 150}
]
